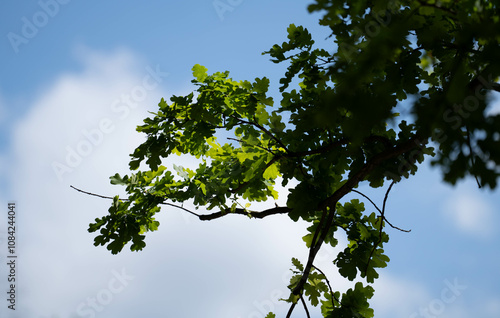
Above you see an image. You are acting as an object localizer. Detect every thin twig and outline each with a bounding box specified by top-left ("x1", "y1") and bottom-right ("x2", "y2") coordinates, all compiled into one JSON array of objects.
[
  {"x1": 230, "y1": 115, "x2": 290, "y2": 153},
  {"x1": 466, "y1": 127, "x2": 482, "y2": 188},
  {"x1": 352, "y1": 189, "x2": 411, "y2": 233},
  {"x1": 383, "y1": 218, "x2": 411, "y2": 233},
  {"x1": 382, "y1": 181, "x2": 395, "y2": 216},
  {"x1": 70, "y1": 185, "x2": 201, "y2": 217},
  {"x1": 312, "y1": 265, "x2": 340, "y2": 308},
  {"x1": 227, "y1": 137, "x2": 277, "y2": 155},
  {"x1": 70, "y1": 185, "x2": 116, "y2": 200},
  {"x1": 364, "y1": 181, "x2": 395, "y2": 276},
  {"x1": 351, "y1": 189, "x2": 382, "y2": 214}
]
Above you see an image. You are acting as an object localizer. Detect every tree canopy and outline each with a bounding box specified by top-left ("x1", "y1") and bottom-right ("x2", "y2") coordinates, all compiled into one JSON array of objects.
[{"x1": 84, "y1": 1, "x2": 500, "y2": 317}]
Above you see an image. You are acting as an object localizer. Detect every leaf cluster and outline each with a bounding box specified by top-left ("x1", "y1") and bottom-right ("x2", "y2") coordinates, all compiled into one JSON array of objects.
[{"x1": 86, "y1": 0, "x2": 500, "y2": 316}]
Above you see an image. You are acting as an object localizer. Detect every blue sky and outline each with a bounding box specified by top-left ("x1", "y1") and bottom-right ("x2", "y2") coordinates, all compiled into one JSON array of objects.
[{"x1": 0, "y1": 1, "x2": 499, "y2": 318}]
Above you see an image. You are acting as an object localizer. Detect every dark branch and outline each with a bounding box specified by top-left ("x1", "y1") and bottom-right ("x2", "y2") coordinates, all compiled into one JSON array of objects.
[
  {"x1": 321, "y1": 136, "x2": 425, "y2": 210},
  {"x1": 199, "y1": 206, "x2": 291, "y2": 221},
  {"x1": 300, "y1": 295, "x2": 311, "y2": 318},
  {"x1": 292, "y1": 135, "x2": 424, "y2": 296},
  {"x1": 491, "y1": 83, "x2": 500, "y2": 93},
  {"x1": 70, "y1": 185, "x2": 291, "y2": 221},
  {"x1": 285, "y1": 302, "x2": 297, "y2": 318},
  {"x1": 290, "y1": 206, "x2": 330, "y2": 297}
]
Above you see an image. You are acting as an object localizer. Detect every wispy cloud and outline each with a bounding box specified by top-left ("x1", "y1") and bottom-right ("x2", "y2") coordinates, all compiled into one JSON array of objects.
[
  {"x1": 442, "y1": 191, "x2": 495, "y2": 238},
  {"x1": 5, "y1": 46, "x2": 171, "y2": 317},
  {"x1": 4, "y1": 45, "x2": 316, "y2": 318},
  {"x1": 372, "y1": 274, "x2": 430, "y2": 317}
]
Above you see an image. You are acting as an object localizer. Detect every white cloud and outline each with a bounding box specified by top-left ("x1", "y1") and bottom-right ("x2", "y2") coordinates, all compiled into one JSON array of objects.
[
  {"x1": 372, "y1": 274, "x2": 478, "y2": 318},
  {"x1": 486, "y1": 95, "x2": 500, "y2": 116},
  {"x1": 372, "y1": 274, "x2": 430, "y2": 317},
  {"x1": 5, "y1": 46, "x2": 175, "y2": 318},
  {"x1": 3, "y1": 46, "x2": 318, "y2": 318},
  {"x1": 442, "y1": 191, "x2": 495, "y2": 238}
]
